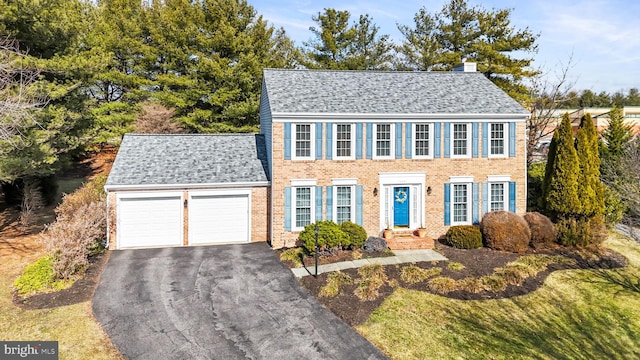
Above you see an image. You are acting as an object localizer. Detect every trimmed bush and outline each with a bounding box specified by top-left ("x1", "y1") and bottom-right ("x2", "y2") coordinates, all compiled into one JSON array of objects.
[
  {"x1": 481, "y1": 211, "x2": 531, "y2": 253},
  {"x1": 340, "y1": 221, "x2": 367, "y2": 249},
  {"x1": 299, "y1": 221, "x2": 350, "y2": 255},
  {"x1": 524, "y1": 212, "x2": 557, "y2": 249},
  {"x1": 444, "y1": 225, "x2": 482, "y2": 249}
]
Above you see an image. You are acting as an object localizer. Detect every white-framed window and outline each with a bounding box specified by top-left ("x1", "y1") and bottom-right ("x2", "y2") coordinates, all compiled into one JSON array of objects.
[
  {"x1": 293, "y1": 123, "x2": 315, "y2": 160},
  {"x1": 334, "y1": 123, "x2": 355, "y2": 160},
  {"x1": 452, "y1": 123, "x2": 471, "y2": 158},
  {"x1": 291, "y1": 179, "x2": 316, "y2": 231},
  {"x1": 487, "y1": 175, "x2": 510, "y2": 212},
  {"x1": 374, "y1": 123, "x2": 394, "y2": 159},
  {"x1": 490, "y1": 183, "x2": 506, "y2": 211},
  {"x1": 413, "y1": 123, "x2": 433, "y2": 159},
  {"x1": 489, "y1": 123, "x2": 508, "y2": 157},
  {"x1": 452, "y1": 183, "x2": 471, "y2": 224},
  {"x1": 449, "y1": 176, "x2": 473, "y2": 225},
  {"x1": 335, "y1": 186, "x2": 354, "y2": 224}
]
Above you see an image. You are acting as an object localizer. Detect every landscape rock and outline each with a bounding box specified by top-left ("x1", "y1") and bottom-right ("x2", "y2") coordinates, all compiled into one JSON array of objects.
[{"x1": 362, "y1": 236, "x2": 388, "y2": 253}]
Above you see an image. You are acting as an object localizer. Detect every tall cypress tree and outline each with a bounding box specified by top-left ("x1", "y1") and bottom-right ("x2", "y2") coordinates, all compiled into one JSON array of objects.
[
  {"x1": 576, "y1": 114, "x2": 604, "y2": 217},
  {"x1": 543, "y1": 113, "x2": 581, "y2": 218}
]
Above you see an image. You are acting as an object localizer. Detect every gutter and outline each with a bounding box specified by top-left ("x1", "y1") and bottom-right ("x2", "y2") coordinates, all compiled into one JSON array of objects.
[{"x1": 104, "y1": 181, "x2": 271, "y2": 192}]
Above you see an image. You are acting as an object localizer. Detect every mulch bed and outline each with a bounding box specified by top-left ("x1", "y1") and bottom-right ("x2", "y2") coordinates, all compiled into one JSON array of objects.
[
  {"x1": 299, "y1": 243, "x2": 628, "y2": 327},
  {"x1": 13, "y1": 252, "x2": 110, "y2": 310}
]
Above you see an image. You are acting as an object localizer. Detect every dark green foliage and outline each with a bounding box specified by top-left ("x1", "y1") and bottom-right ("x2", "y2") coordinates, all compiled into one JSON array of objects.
[
  {"x1": 444, "y1": 225, "x2": 483, "y2": 249},
  {"x1": 556, "y1": 217, "x2": 590, "y2": 247},
  {"x1": 527, "y1": 161, "x2": 546, "y2": 212},
  {"x1": 302, "y1": 9, "x2": 393, "y2": 70},
  {"x1": 299, "y1": 221, "x2": 350, "y2": 255},
  {"x1": 524, "y1": 212, "x2": 557, "y2": 249},
  {"x1": 603, "y1": 185, "x2": 626, "y2": 228},
  {"x1": 398, "y1": 0, "x2": 539, "y2": 101},
  {"x1": 481, "y1": 211, "x2": 531, "y2": 253},
  {"x1": 340, "y1": 221, "x2": 368, "y2": 249},
  {"x1": 600, "y1": 106, "x2": 633, "y2": 183},
  {"x1": 543, "y1": 114, "x2": 581, "y2": 218},
  {"x1": 576, "y1": 114, "x2": 604, "y2": 217}
]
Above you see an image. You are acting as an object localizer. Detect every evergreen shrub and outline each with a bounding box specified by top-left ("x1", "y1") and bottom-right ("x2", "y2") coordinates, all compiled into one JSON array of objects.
[
  {"x1": 340, "y1": 221, "x2": 367, "y2": 249},
  {"x1": 444, "y1": 225, "x2": 482, "y2": 249}
]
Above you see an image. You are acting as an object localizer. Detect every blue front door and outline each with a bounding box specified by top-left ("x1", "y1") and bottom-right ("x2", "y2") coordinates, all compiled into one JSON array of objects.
[{"x1": 393, "y1": 186, "x2": 410, "y2": 227}]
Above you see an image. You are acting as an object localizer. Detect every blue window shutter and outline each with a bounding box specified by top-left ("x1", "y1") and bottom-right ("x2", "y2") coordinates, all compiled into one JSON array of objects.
[
  {"x1": 434, "y1": 122, "x2": 441, "y2": 158},
  {"x1": 315, "y1": 186, "x2": 323, "y2": 221},
  {"x1": 444, "y1": 183, "x2": 451, "y2": 226},
  {"x1": 355, "y1": 185, "x2": 363, "y2": 226},
  {"x1": 326, "y1": 186, "x2": 333, "y2": 221},
  {"x1": 509, "y1": 182, "x2": 516, "y2": 212},
  {"x1": 444, "y1": 123, "x2": 450, "y2": 158},
  {"x1": 405, "y1": 123, "x2": 412, "y2": 158},
  {"x1": 356, "y1": 123, "x2": 363, "y2": 159},
  {"x1": 325, "y1": 123, "x2": 333, "y2": 159},
  {"x1": 472, "y1": 122, "x2": 479, "y2": 158},
  {"x1": 284, "y1": 123, "x2": 291, "y2": 160},
  {"x1": 395, "y1": 123, "x2": 403, "y2": 159},
  {"x1": 482, "y1": 182, "x2": 489, "y2": 216},
  {"x1": 472, "y1": 182, "x2": 479, "y2": 224},
  {"x1": 315, "y1": 123, "x2": 323, "y2": 160},
  {"x1": 284, "y1": 187, "x2": 292, "y2": 231},
  {"x1": 366, "y1": 123, "x2": 373, "y2": 159},
  {"x1": 482, "y1": 123, "x2": 489, "y2": 158},
  {"x1": 509, "y1": 122, "x2": 516, "y2": 157}
]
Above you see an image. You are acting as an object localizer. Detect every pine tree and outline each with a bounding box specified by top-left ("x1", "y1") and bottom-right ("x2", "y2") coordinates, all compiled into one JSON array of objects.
[
  {"x1": 600, "y1": 106, "x2": 633, "y2": 164},
  {"x1": 576, "y1": 114, "x2": 604, "y2": 217},
  {"x1": 543, "y1": 113, "x2": 581, "y2": 218}
]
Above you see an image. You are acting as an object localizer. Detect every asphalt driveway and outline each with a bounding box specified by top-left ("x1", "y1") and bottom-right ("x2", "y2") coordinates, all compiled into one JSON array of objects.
[{"x1": 93, "y1": 243, "x2": 387, "y2": 360}]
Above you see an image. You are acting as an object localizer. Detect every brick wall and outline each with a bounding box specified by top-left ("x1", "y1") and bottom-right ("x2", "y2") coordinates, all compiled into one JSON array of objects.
[{"x1": 269, "y1": 121, "x2": 527, "y2": 249}]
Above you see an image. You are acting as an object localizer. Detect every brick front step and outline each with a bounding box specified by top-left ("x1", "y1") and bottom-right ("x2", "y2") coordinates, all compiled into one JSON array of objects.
[{"x1": 385, "y1": 231, "x2": 435, "y2": 250}]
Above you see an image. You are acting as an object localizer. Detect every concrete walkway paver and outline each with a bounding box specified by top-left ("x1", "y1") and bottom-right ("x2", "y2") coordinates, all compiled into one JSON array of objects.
[{"x1": 291, "y1": 249, "x2": 448, "y2": 278}]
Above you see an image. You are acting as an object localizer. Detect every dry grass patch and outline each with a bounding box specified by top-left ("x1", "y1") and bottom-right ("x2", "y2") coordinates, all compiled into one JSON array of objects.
[
  {"x1": 400, "y1": 265, "x2": 442, "y2": 284},
  {"x1": 447, "y1": 262, "x2": 465, "y2": 271},
  {"x1": 354, "y1": 264, "x2": 388, "y2": 301},
  {"x1": 319, "y1": 271, "x2": 352, "y2": 298},
  {"x1": 427, "y1": 276, "x2": 458, "y2": 294},
  {"x1": 279, "y1": 247, "x2": 305, "y2": 268}
]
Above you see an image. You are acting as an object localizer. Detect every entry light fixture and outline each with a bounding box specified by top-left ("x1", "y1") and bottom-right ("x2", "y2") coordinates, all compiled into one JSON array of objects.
[
  {"x1": 373, "y1": 187, "x2": 378, "y2": 196},
  {"x1": 427, "y1": 186, "x2": 432, "y2": 195}
]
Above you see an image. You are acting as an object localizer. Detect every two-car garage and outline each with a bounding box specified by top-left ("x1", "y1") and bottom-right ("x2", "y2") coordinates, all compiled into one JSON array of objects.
[
  {"x1": 116, "y1": 191, "x2": 252, "y2": 249},
  {"x1": 105, "y1": 134, "x2": 270, "y2": 250}
]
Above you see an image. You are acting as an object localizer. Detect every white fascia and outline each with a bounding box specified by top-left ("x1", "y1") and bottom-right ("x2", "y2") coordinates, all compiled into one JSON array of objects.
[
  {"x1": 272, "y1": 112, "x2": 530, "y2": 122},
  {"x1": 104, "y1": 181, "x2": 270, "y2": 192}
]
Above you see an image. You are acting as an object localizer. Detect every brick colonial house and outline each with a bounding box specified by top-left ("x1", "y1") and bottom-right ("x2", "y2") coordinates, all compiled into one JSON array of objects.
[{"x1": 105, "y1": 64, "x2": 529, "y2": 249}]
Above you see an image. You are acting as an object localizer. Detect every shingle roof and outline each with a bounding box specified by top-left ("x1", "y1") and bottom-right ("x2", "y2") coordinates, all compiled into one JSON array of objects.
[
  {"x1": 106, "y1": 134, "x2": 269, "y2": 187},
  {"x1": 262, "y1": 69, "x2": 529, "y2": 115}
]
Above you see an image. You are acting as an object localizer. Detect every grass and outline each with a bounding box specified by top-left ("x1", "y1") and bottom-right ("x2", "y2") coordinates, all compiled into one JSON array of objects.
[
  {"x1": 279, "y1": 247, "x2": 305, "y2": 267},
  {"x1": 354, "y1": 264, "x2": 388, "y2": 301},
  {"x1": 0, "y1": 234, "x2": 121, "y2": 360},
  {"x1": 358, "y1": 233, "x2": 640, "y2": 359},
  {"x1": 447, "y1": 262, "x2": 465, "y2": 271},
  {"x1": 400, "y1": 265, "x2": 442, "y2": 283}
]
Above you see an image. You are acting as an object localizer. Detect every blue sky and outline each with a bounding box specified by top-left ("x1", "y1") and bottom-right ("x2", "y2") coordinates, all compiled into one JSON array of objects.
[{"x1": 252, "y1": 0, "x2": 640, "y2": 94}]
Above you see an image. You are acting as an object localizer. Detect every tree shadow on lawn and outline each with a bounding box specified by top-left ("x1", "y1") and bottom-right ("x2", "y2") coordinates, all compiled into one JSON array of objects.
[{"x1": 443, "y1": 284, "x2": 640, "y2": 359}]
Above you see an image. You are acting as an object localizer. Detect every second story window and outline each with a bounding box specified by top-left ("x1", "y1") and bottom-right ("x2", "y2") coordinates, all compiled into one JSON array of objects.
[
  {"x1": 489, "y1": 123, "x2": 507, "y2": 157},
  {"x1": 334, "y1": 123, "x2": 355, "y2": 159},
  {"x1": 452, "y1": 123, "x2": 470, "y2": 158},
  {"x1": 293, "y1": 124, "x2": 314, "y2": 160},
  {"x1": 375, "y1": 123, "x2": 394, "y2": 159},
  {"x1": 413, "y1": 123, "x2": 433, "y2": 159}
]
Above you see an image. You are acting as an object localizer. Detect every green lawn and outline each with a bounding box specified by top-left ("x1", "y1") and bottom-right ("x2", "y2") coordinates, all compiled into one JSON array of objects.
[{"x1": 358, "y1": 233, "x2": 640, "y2": 359}]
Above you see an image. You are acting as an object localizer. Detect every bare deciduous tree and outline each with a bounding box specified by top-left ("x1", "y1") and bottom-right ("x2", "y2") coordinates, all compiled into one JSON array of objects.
[
  {"x1": 525, "y1": 55, "x2": 577, "y2": 165},
  {"x1": 0, "y1": 38, "x2": 47, "y2": 148},
  {"x1": 134, "y1": 101, "x2": 182, "y2": 134}
]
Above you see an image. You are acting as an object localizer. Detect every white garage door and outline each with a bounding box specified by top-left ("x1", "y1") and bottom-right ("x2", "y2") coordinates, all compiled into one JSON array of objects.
[
  {"x1": 118, "y1": 195, "x2": 183, "y2": 249},
  {"x1": 189, "y1": 193, "x2": 250, "y2": 245}
]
